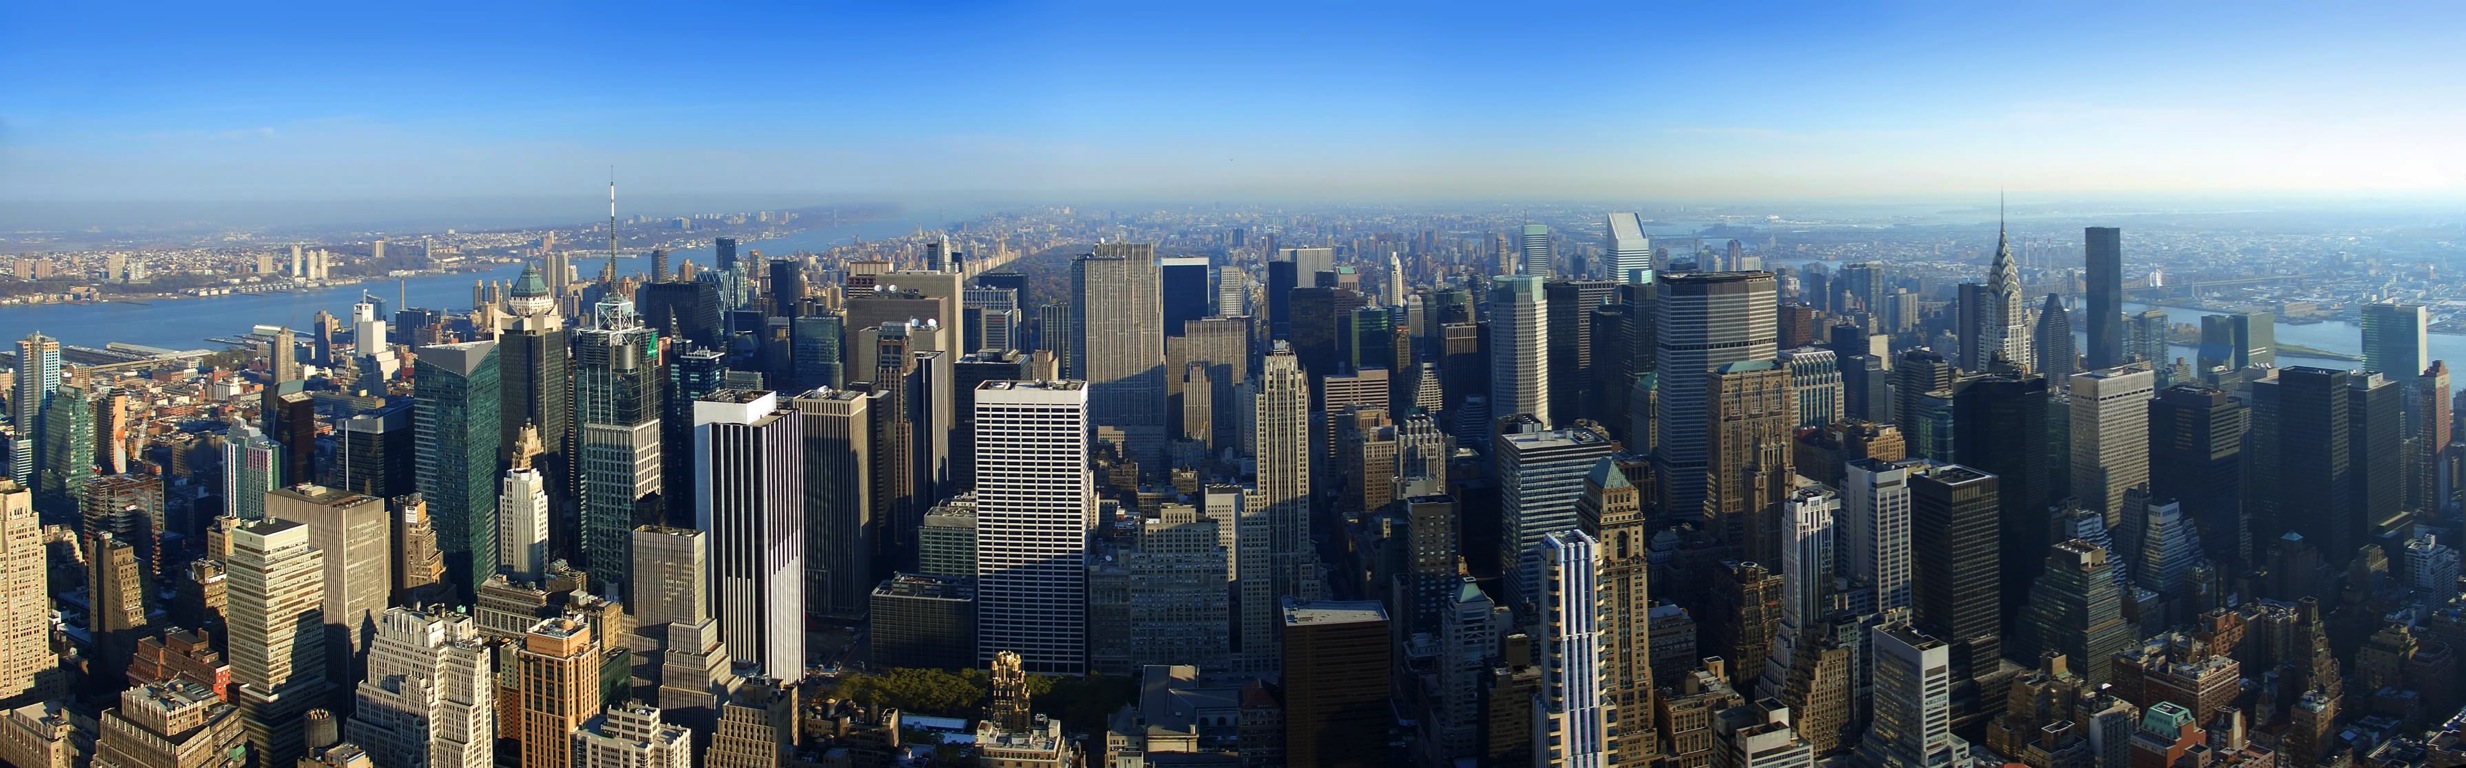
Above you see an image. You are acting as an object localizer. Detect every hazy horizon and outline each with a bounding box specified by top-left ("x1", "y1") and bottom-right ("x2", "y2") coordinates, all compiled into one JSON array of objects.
[{"x1": 6, "y1": 3, "x2": 2466, "y2": 230}]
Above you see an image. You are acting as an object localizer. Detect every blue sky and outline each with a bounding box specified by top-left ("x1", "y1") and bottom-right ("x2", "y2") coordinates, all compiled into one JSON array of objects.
[{"x1": 4, "y1": 2, "x2": 2463, "y2": 209}]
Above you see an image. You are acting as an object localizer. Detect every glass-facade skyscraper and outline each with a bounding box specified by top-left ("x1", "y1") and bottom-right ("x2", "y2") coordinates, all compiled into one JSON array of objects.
[
  {"x1": 574, "y1": 298, "x2": 662, "y2": 591},
  {"x1": 414, "y1": 340, "x2": 502, "y2": 601}
]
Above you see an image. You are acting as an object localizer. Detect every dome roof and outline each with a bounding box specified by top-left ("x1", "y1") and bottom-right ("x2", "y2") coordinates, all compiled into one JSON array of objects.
[{"x1": 511, "y1": 265, "x2": 550, "y2": 298}]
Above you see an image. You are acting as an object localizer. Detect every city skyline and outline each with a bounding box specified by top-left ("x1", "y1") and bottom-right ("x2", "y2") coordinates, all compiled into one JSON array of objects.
[{"x1": 5, "y1": 3, "x2": 2465, "y2": 220}]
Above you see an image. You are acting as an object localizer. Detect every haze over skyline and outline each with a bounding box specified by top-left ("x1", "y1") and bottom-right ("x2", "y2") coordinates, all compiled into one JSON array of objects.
[{"x1": 6, "y1": 2, "x2": 2464, "y2": 216}]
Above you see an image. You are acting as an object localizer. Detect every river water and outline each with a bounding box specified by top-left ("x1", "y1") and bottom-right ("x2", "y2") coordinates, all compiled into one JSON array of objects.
[{"x1": 0, "y1": 214, "x2": 935, "y2": 351}]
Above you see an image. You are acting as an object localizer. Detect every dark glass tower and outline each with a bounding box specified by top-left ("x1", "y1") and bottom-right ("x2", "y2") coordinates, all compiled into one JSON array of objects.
[
  {"x1": 637, "y1": 280, "x2": 725, "y2": 350},
  {"x1": 1545, "y1": 279, "x2": 1617, "y2": 427},
  {"x1": 767, "y1": 258, "x2": 806, "y2": 318},
  {"x1": 662, "y1": 349, "x2": 728, "y2": 528},
  {"x1": 2351, "y1": 372, "x2": 2406, "y2": 539},
  {"x1": 574, "y1": 298, "x2": 663, "y2": 591},
  {"x1": 2148, "y1": 385, "x2": 2247, "y2": 567},
  {"x1": 2084, "y1": 227, "x2": 2124, "y2": 370},
  {"x1": 413, "y1": 340, "x2": 502, "y2": 600},
  {"x1": 791, "y1": 314, "x2": 845, "y2": 392},
  {"x1": 2251, "y1": 367, "x2": 2355, "y2": 562},
  {"x1": 714, "y1": 236, "x2": 739, "y2": 273},
  {"x1": 1910, "y1": 463, "x2": 2001, "y2": 681},
  {"x1": 1952, "y1": 374, "x2": 2050, "y2": 628},
  {"x1": 1159, "y1": 256, "x2": 1210, "y2": 338}
]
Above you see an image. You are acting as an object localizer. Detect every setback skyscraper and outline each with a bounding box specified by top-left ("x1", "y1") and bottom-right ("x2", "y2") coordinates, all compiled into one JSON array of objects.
[
  {"x1": 497, "y1": 264, "x2": 570, "y2": 518},
  {"x1": 1072, "y1": 244, "x2": 1167, "y2": 467}
]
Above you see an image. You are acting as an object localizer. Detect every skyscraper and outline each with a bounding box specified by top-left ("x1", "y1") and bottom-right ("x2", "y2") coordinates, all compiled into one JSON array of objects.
[
  {"x1": 227, "y1": 517, "x2": 329, "y2": 765},
  {"x1": 97, "y1": 680, "x2": 247, "y2": 768},
  {"x1": 692, "y1": 390, "x2": 805, "y2": 677},
  {"x1": 2198, "y1": 311, "x2": 2276, "y2": 375},
  {"x1": 1970, "y1": 222, "x2": 2031, "y2": 372},
  {"x1": 636, "y1": 526, "x2": 733, "y2": 735},
  {"x1": 2068, "y1": 367, "x2": 2154, "y2": 524},
  {"x1": 498, "y1": 429, "x2": 551, "y2": 580},
  {"x1": 1909, "y1": 463, "x2": 2002, "y2": 679},
  {"x1": 2021, "y1": 542, "x2": 2131, "y2": 687},
  {"x1": 1536, "y1": 531, "x2": 1608, "y2": 767},
  {"x1": 1545, "y1": 279, "x2": 1614, "y2": 427},
  {"x1": 1160, "y1": 255, "x2": 1211, "y2": 338},
  {"x1": 414, "y1": 340, "x2": 502, "y2": 600},
  {"x1": 2083, "y1": 227, "x2": 2124, "y2": 370},
  {"x1": 574, "y1": 298, "x2": 662, "y2": 591},
  {"x1": 1860, "y1": 624, "x2": 1965, "y2": 768},
  {"x1": 516, "y1": 616, "x2": 600, "y2": 768},
  {"x1": 1951, "y1": 374, "x2": 2051, "y2": 623},
  {"x1": 2362, "y1": 302, "x2": 2429, "y2": 378},
  {"x1": 1254, "y1": 347, "x2": 1318, "y2": 660},
  {"x1": 2148, "y1": 385, "x2": 2247, "y2": 568},
  {"x1": 347, "y1": 606, "x2": 494, "y2": 768},
  {"x1": 1843, "y1": 458, "x2": 1914, "y2": 613},
  {"x1": 792, "y1": 388, "x2": 873, "y2": 622},
  {"x1": 1655, "y1": 272, "x2": 1779, "y2": 519},
  {"x1": 1072, "y1": 245, "x2": 1167, "y2": 467},
  {"x1": 1579, "y1": 458, "x2": 1659, "y2": 766},
  {"x1": 2352, "y1": 371, "x2": 2405, "y2": 537},
  {"x1": 1490, "y1": 275, "x2": 1551, "y2": 424},
  {"x1": 1496, "y1": 423, "x2": 1614, "y2": 619},
  {"x1": 2034, "y1": 294, "x2": 2075, "y2": 383},
  {"x1": 0, "y1": 482, "x2": 58, "y2": 708},
  {"x1": 572, "y1": 702, "x2": 694, "y2": 768},
  {"x1": 8, "y1": 333, "x2": 59, "y2": 486},
  {"x1": 973, "y1": 380, "x2": 1093, "y2": 674},
  {"x1": 1778, "y1": 347, "x2": 1842, "y2": 429},
  {"x1": 1605, "y1": 213, "x2": 1654, "y2": 284},
  {"x1": 2418, "y1": 363, "x2": 2452, "y2": 516},
  {"x1": 2252, "y1": 367, "x2": 2358, "y2": 560},
  {"x1": 1520, "y1": 223, "x2": 1552, "y2": 278},
  {"x1": 264, "y1": 485, "x2": 390, "y2": 692},
  {"x1": 497, "y1": 264, "x2": 570, "y2": 514},
  {"x1": 1281, "y1": 599, "x2": 1391, "y2": 767},
  {"x1": 224, "y1": 424, "x2": 284, "y2": 521},
  {"x1": 1706, "y1": 361, "x2": 1796, "y2": 566}
]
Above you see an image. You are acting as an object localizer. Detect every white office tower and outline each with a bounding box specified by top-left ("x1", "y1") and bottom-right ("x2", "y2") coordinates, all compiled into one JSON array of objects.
[
  {"x1": 2068, "y1": 367, "x2": 2155, "y2": 523},
  {"x1": 291, "y1": 244, "x2": 305, "y2": 278},
  {"x1": 1778, "y1": 347, "x2": 1843, "y2": 429},
  {"x1": 974, "y1": 380, "x2": 1095, "y2": 674},
  {"x1": 351, "y1": 299, "x2": 398, "y2": 380},
  {"x1": 1520, "y1": 223, "x2": 1553, "y2": 278},
  {"x1": 228, "y1": 518, "x2": 329, "y2": 765},
  {"x1": 1386, "y1": 252, "x2": 1407, "y2": 307},
  {"x1": 1497, "y1": 423, "x2": 1615, "y2": 622},
  {"x1": 1654, "y1": 272, "x2": 1779, "y2": 520},
  {"x1": 1861, "y1": 624, "x2": 1974, "y2": 768},
  {"x1": 1215, "y1": 267, "x2": 1250, "y2": 317},
  {"x1": 1605, "y1": 213, "x2": 1654, "y2": 284},
  {"x1": 1762, "y1": 484, "x2": 1838, "y2": 700},
  {"x1": 1714, "y1": 701, "x2": 1817, "y2": 768},
  {"x1": 1975, "y1": 223, "x2": 2032, "y2": 372},
  {"x1": 572, "y1": 701, "x2": 694, "y2": 768},
  {"x1": 692, "y1": 389, "x2": 805, "y2": 678},
  {"x1": 348, "y1": 606, "x2": 495, "y2": 768},
  {"x1": 1844, "y1": 458, "x2": 1914, "y2": 614},
  {"x1": 1071, "y1": 245, "x2": 1168, "y2": 467},
  {"x1": 1490, "y1": 275, "x2": 1551, "y2": 424},
  {"x1": 1535, "y1": 531, "x2": 1608, "y2": 768},
  {"x1": 498, "y1": 425, "x2": 551, "y2": 581}
]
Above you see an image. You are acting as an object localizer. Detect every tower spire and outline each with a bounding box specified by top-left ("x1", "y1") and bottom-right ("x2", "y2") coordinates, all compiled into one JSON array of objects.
[{"x1": 607, "y1": 168, "x2": 619, "y2": 280}]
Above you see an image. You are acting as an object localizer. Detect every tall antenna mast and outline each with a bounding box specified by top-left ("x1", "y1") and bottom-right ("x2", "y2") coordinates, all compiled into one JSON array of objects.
[{"x1": 608, "y1": 167, "x2": 619, "y2": 278}]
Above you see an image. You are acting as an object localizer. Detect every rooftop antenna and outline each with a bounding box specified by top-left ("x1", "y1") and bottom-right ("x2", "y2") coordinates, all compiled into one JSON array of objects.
[{"x1": 608, "y1": 167, "x2": 620, "y2": 279}]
